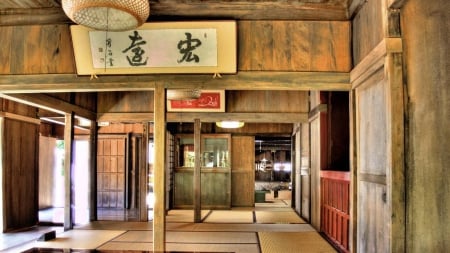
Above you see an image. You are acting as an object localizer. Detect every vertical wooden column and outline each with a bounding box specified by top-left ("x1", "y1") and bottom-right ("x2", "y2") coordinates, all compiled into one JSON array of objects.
[
  {"x1": 0, "y1": 116, "x2": 4, "y2": 231},
  {"x1": 349, "y1": 90, "x2": 357, "y2": 253},
  {"x1": 153, "y1": 84, "x2": 166, "y2": 252},
  {"x1": 193, "y1": 119, "x2": 201, "y2": 222},
  {"x1": 386, "y1": 52, "x2": 405, "y2": 253},
  {"x1": 64, "y1": 112, "x2": 74, "y2": 231},
  {"x1": 140, "y1": 123, "x2": 149, "y2": 221},
  {"x1": 89, "y1": 121, "x2": 98, "y2": 221}
]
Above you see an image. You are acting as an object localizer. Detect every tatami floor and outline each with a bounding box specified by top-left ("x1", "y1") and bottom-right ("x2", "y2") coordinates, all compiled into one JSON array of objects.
[{"x1": 1, "y1": 200, "x2": 338, "y2": 253}]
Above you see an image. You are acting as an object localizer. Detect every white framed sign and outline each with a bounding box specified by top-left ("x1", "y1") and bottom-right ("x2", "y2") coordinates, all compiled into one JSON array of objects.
[{"x1": 70, "y1": 21, "x2": 236, "y2": 75}]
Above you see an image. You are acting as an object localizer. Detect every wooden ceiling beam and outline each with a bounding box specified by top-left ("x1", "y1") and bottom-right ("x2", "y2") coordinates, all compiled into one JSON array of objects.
[
  {"x1": 0, "y1": 72, "x2": 350, "y2": 93},
  {"x1": 0, "y1": 1, "x2": 349, "y2": 26},
  {"x1": 149, "y1": 1, "x2": 349, "y2": 21},
  {"x1": 97, "y1": 112, "x2": 308, "y2": 123},
  {"x1": 0, "y1": 8, "x2": 70, "y2": 26},
  {"x1": 0, "y1": 93, "x2": 96, "y2": 120}
]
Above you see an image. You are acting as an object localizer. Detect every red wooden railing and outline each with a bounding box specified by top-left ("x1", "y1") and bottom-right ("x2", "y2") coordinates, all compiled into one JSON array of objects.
[{"x1": 320, "y1": 171, "x2": 350, "y2": 253}]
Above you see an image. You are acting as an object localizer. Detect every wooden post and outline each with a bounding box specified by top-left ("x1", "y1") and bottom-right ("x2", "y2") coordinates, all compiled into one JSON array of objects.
[
  {"x1": 349, "y1": 90, "x2": 357, "y2": 253},
  {"x1": 140, "y1": 123, "x2": 149, "y2": 221},
  {"x1": 386, "y1": 52, "x2": 405, "y2": 253},
  {"x1": 89, "y1": 121, "x2": 98, "y2": 221},
  {"x1": 0, "y1": 116, "x2": 4, "y2": 232},
  {"x1": 64, "y1": 112, "x2": 74, "y2": 231},
  {"x1": 193, "y1": 119, "x2": 201, "y2": 222},
  {"x1": 153, "y1": 84, "x2": 166, "y2": 252}
]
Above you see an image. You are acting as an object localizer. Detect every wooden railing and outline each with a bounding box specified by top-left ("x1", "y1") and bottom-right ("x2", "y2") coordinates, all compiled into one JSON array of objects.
[{"x1": 320, "y1": 171, "x2": 350, "y2": 253}]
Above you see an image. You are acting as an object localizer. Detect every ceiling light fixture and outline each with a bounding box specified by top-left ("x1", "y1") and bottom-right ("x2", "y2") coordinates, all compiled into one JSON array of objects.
[
  {"x1": 62, "y1": 0, "x2": 150, "y2": 31},
  {"x1": 216, "y1": 121, "x2": 245, "y2": 129}
]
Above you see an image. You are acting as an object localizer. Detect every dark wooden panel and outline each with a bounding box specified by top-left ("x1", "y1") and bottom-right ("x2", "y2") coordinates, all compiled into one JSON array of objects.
[
  {"x1": 173, "y1": 169, "x2": 193, "y2": 208},
  {"x1": 0, "y1": 98, "x2": 37, "y2": 118},
  {"x1": 238, "y1": 21, "x2": 351, "y2": 72},
  {"x1": 201, "y1": 170, "x2": 230, "y2": 209},
  {"x1": 2, "y1": 119, "x2": 39, "y2": 231},
  {"x1": 97, "y1": 91, "x2": 154, "y2": 113},
  {"x1": 352, "y1": 0, "x2": 384, "y2": 65},
  {"x1": 226, "y1": 91, "x2": 309, "y2": 113}
]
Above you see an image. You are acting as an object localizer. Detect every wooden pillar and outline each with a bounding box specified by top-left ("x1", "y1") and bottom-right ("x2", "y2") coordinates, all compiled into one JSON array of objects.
[
  {"x1": 349, "y1": 89, "x2": 357, "y2": 253},
  {"x1": 0, "y1": 116, "x2": 4, "y2": 232},
  {"x1": 140, "y1": 123, "x2": 149, "y2": 221},
  {"x1": 386, "y1": 52, "x2": 405, "y2": 253},
  {"x1": 89, "y1": 121, "x2": 98, "y2": 221},
  {"x1": 64, "y1": 112, "x2": 74, "y2": 231},
  {"x1": 193, "y1": 119, "x2": 201, "y2": 222},
  {"x1": 153, "y1": 84, "x2": 166, "y2": 252}
]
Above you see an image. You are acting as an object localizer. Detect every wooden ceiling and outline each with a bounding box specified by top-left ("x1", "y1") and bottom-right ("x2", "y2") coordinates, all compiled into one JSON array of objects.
[{"x1": 0, "y1": 0, "x2": 360, "y2": 26}]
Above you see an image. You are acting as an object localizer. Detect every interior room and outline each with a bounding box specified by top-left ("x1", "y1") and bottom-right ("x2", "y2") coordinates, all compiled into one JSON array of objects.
[{"x1": 0, "y1": 1, "x2": 448, "y2": 253}]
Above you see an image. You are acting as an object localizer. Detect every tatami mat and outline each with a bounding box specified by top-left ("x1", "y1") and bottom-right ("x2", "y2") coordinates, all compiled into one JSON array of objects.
[
  {"x1": 76, "y1": 220, "x2": 153, "y2": 230},
  {"x1": 34, "y1": 229, "x2": 125, "y2": 250},
  {"x1": 98, "y1": 241, "x2": 260, "y2": 253},
  {"x1": 112, "y1": 230, "x2": 257, "y2": 244},
  {"x1": 258, "y1": 231, "x2": 337, "y2": 253},
  {"x1": 255, "y1": 210, "x2": 306, "y2": 224},
  {"x1": 204, "y1": 210, "x2": 253, "y2": 223},
  {"x1": 166, "y1": 209, "x2": 210, "y2": 223},
  {"x1": 102, "y1": 231, "x2": 258, "y2": 253}
]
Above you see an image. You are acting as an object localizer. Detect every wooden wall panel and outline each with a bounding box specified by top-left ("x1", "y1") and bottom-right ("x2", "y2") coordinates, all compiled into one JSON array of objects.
[
  {"x1": 357, "y1": 71, "x2": 387, "y2": 176},
  {"x1": 97, "y1": 136, "x2": 127, "y2": 213},
  {"x1": 2, "y1": 119, "x2": 39, "y2": 232},
  {"x1": 0, "y1": 27, "x2": 12, "y2": 74},
  {"x1": 1, "y1": 98, "x2": 37, "y2": 118},
  {"x1": 402, "y1": 0, "x2": 450, "y2": 251},
  {"x1": 352, "y1": 0, "x2": 384, "y2": 65},
  {"x1": 98, "y1": 123, "x2": 145, "y2": 134},
  {"x1": 238, "y1": 21, "x2": 351, "y2": 72},
  {"x1": 97, "y1": 91, "x2": 154, "y2": 113},
  {"x1": 231, "y1": 136, "x2": 255, "y2": 207},
  {"x1": 357, "y1": 181, "x2": 389, "y2": 253},
  {"x1": 226, "y1": 91, "x2": 309, "y2": 113},
  {"x1": 0, "y1": 25, "x2": 74, "y2": 74}
]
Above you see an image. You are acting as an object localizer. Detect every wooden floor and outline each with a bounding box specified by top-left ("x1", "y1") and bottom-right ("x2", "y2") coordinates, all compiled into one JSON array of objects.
[{"x1": 1, "y1": 200, "x2": 337, "y2": 253}]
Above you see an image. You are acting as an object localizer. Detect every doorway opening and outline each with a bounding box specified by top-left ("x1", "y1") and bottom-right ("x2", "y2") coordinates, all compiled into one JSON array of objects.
[
  {"x1": 254, "y1": 136, "x2": 292, "y2": 205},
  {"x1": 38, "y1": 138, "x2": 90, "y2": 226}
]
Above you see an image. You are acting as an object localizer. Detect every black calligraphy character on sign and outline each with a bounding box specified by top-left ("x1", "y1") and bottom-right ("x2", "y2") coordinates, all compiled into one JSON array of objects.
[
  {"x1": 122, "y1": 31, "x2": 148, "y2": 66},
  {"x1": 177, "y1": 32, "x2": 202, "y2": 63}
]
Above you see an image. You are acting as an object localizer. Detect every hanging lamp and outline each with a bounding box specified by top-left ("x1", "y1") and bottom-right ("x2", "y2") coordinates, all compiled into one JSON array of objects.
[
  {"x1": 216, "y1": 121, "x2": 245, "y2": 129},
  {"x1": 62, "y1": 0, "x2": 150, "y2": 31}
]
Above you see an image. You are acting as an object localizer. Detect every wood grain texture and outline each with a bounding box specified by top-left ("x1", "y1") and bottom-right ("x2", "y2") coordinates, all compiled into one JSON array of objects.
[
  {"x1": 226, "y1": 91, "x2": 309, "y2": 113},
  {"x1": 402, "y1": 0, "x2": 450, "y2": 251},
  {"x1": 352, "y1": 0, "x2": 384, "y2": 65},
  {"x1": 238, "y1": 21, "x2": 351, "y2": 72},
  {"x1": 1, "y1": 119, "x2": 39, "y2": 232},
  {"x1": 0, "y1": 72, "x2": 350, "y2": 93},
  {"x1": 0, "y1": 25, "x2": 74, "y2": 74},
  {"x1": 231, "y1": 136, "x2": 255, "y2": 207}
]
